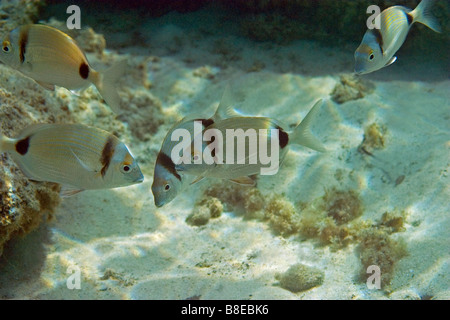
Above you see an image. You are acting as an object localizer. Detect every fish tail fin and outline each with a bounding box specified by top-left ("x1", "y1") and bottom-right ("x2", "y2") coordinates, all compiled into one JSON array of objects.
[
  {"x1": 290, "y1": 99, "x2": 327, "y2": 152},
  {"x1": 93, "y1": 60, "x2": 127, "y2": 114},
  {"x1": 411, "y1": 0, "x2": 441, "y2": 33},
  {"x1": 0, "y1": 133, "x2": 14, "y2": 153}
]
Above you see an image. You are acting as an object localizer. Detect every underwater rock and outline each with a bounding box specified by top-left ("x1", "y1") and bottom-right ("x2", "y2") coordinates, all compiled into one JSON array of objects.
[
  {"x1": 0, "y1": 66, "x2": 76, "y2": 257},
  {"x1": 45, "y1": 18, "x2": 106, "y2": 57},
  {"x1": 203, "y1": 183, "x2": 252, "y2": 212},
  {"x1": 186, "y1": 205, "x2": 212, "y2": 226},
  {"x1": 276, "y1": 263, "x2": 324, "y2": 293},
  {"x1": 0, "y1": 0, "x2": 43, "y2": 33},
  {"x1": 357, "y1": 228, "x2": 407, "y2": 288},
  {"x1": 0, "y1": 174, "x2": 60, "y2": 258},
  {"x1": 239, "y1": 13, "x2": 304, "y2": 44},
  {"x1": 186, "y1": 197, "x2": 223, "y2": 226},
  {"x1": 118, "y1": 87, "x2": 166, "y2": 141},
  {"x1": 330, "y1": 74, "x2": 375, "y2": 104}
]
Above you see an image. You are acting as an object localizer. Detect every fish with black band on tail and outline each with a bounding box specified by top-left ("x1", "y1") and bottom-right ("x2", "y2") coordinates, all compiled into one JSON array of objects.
[
  {"x1": 0, "y1": 123, "x2": 144, "y2": 196},
  {"x1": 355, "y1": 0, "x2": 441, "y2": 74},
  {"x1": 0, "y1": 24, "x2": 126, "y2": 113},
  {"x1": 152, "y1": 87, "x2": 326, "y2": 208}
]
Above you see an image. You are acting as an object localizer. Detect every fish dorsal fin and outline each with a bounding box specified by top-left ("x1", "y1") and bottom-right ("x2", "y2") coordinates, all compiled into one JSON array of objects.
[
  {"x1": 212, "y1": 84, "x2": 242, "y2": 121},
  {"x1": 60, "y1": 185, "x2": 84, "y2": 197},
  {"x1": 385, "y1": 56, "x2": 397, "y2": 67},
  {"x1": 16, "y1": 123, "x2": 56, "y2": 139},
  {"x1": 228, "y1": 176, "x2": 256, "y2": 186}
]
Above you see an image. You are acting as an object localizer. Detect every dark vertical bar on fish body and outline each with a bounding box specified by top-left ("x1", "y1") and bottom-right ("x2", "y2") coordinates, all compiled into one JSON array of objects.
[
  {"x1": 371, "y1": 28, "x2": 384, "y2": 54},
  {"x1": 100, "y1": 136, "x2": 116, "y2": 178},
  {"x1": 156, "y1": 152, "x2": 182, "y2": 181},
  {"x1": 19, "y1": 26, "x2": 30, "y2": 63}
]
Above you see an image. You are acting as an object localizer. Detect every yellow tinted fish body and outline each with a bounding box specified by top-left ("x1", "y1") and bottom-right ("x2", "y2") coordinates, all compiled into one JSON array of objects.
[
  {"x1": 355, "y1": 0, "x2": 441, "y2": 74},
  {"x1": 0, "y1": 24, "x2": 125, "y2": 112},
  {"x1": 0, "y1": 124, "x2": 143, "y2": 195}
]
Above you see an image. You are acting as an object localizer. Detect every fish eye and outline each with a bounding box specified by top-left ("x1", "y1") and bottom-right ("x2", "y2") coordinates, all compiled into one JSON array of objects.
[
  {"x1": 369, "y1": 53, "x2": 374, "y2": 60},
  {"x1": 2, "y1": 45, "x2": 10, "y2": 53},
  {"x1": 164, "y1": 184, "x2": 171, "y2": 191},
  {"x1": 121, "y1": 164, "x2": 131, "y2": 173}
]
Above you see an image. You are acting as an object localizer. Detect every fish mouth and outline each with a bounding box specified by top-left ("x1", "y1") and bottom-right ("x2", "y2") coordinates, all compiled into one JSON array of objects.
[
  {"x1": 135, "y1": 172, "x2": 144, "y2": 183},
  {"x1": 153, "y1": 196, "x2": 164, "y2": 208},
  {"x1": 354, "y1": 68, "x2": 367, "y2": 76}
]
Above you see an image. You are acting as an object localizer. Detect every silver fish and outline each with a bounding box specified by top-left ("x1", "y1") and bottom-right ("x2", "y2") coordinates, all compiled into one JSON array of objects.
[
  {"x1": 355, "y1": 0, "x2": 441, "y2": 75},
  {"x1": 151, "y1": 85, "x2": 241, "y2": 207},
  {"x1": 151, "y1": 95, "x2": 326, "y2": 207},
  {"x1": 0, "y1": 123, "x2": 143, "y2": 196},
  {"x1": 0, "y1": 24, "x2": 125, "y2": 113},
  {"x1": 177, "y1": 99, "x2": 326, "y2": 182}
]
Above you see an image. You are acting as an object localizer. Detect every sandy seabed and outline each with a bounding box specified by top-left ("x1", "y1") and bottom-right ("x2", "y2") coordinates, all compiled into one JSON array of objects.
[{"x1": 0, "y1": 5, "x2": 448, "y2": 300}]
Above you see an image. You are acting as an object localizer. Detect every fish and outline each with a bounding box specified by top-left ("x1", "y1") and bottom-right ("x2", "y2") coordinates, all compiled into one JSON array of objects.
[
  {"x1": 151, "y1": 85, "x2": 242, "y2": 207},
  {"x1": 151, "y1": 93, "x2": 326, "y2": 207},
  {"x1": 0, "y1": 24, "x2": 126, "y2": 113},
  {"x1": 177, "y1": 99, "x2": 326, "y2": 181},
  {"x1": 354, "y1": 0, "x2": 441, "y2": 75},
  {"x1": 0, "y1": 123, "x2": 144, "y2": 196}
]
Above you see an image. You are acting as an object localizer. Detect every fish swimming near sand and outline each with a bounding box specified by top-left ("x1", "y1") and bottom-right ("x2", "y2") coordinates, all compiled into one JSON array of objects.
[
  {"x1": 0, "y1": 123, "x2": 144, "y2": 196},
  {"x1": 152, "y1": 91, "x2": 326, "y2": 207},
  {"x1": 177, "y1": 99, "x2": 326, "y2": 181},
  {"x1": 354, "y1": 0, "x2": 441, "y2": 74},
  {"x1": 151, "y1": 85, "x2": 241, "y2": 207},
  {"x1": 0, "y1": 24, "x2": 125, "y2": 113}
]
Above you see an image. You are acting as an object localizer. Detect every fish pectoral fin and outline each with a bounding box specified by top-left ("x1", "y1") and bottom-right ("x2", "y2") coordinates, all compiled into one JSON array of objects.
[
  {"x1": 35, "y1": 81, "x2": 55, "y2": 91},
  {"x1": 228, "y1": 176, "x2": 256, "y2": 186},
  {"x1": 190, "y1": 175, "x2": 205, "y2": 185},
  {"x1": 174, "y1": 164, "x2": 185, "y2": 172},
  {"x1": 60, "y1": 185, "x2": 84, "y2": 197},
  {"x1": 385, "y1": 56, "x2": 397, "y2": 67},
  {"x1": 69, "y1": 148, "x2": 98, "y2": 173}
]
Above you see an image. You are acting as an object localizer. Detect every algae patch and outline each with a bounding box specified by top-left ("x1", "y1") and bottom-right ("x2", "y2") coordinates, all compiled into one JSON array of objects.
[
  {"x1": 196, "y1": 182, "x2": 409, "y2": 291},
  {"x1": 275, "y1": 263, "x2": 325, "y2": 293},
  {"x1": 330, "y1": 74, "x2": 375, "y2": 104},
  {"x1": 186, "y1": 197, "x2": 223, "y2": 226},
  {"x1": 358, "y1": 122, "x2": 387, "y2": 155},
  {"x1": 298, "y1": 188, "x2": 364, "y2": 248}
]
